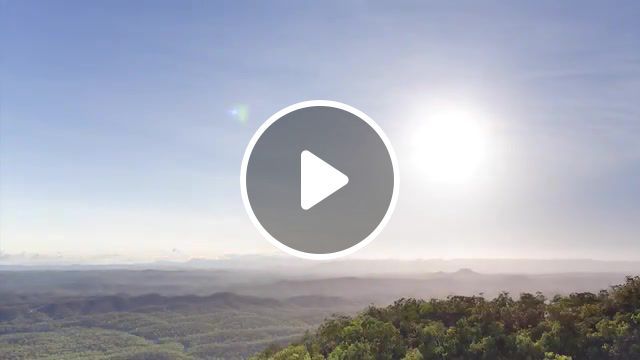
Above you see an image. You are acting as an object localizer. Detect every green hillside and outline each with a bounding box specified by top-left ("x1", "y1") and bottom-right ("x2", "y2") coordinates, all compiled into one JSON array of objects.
[
  {"x1": 253, "y1": 276, "x2": 640, "y2": 360},
  {"x1": 0, "y1": 293, "x2": 359, "y2": 360}
]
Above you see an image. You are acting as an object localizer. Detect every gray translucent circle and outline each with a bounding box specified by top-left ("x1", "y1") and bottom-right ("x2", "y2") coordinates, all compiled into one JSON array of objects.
[{"x1": 244, "y1": 103, "x2": 396, "y2": 256}]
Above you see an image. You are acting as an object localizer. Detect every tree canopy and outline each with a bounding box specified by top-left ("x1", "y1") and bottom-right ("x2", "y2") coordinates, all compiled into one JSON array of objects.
[{"x1": 253, "y1": 276, "x2": 640, "y2": 360}]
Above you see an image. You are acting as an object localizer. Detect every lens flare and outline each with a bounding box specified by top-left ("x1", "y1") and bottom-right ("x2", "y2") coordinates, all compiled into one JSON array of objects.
[{"x1": 229, "y1": 104, "x2": 249, "y2": 124}]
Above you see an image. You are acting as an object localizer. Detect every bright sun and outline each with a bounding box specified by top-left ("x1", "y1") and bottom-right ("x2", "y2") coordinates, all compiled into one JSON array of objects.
[{"x1": 413, "y1": 106, "x2": 490, "y2": 185}]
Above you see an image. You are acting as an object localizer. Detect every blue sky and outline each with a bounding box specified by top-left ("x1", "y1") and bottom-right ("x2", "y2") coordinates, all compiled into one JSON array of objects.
[{"x1": 1, "y1": 1, "x2": 639, "y2": 260}]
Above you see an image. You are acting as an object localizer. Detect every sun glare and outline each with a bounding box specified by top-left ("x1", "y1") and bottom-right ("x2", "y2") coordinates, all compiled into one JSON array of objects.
[{"x1": 413, "y1": 106, "x2": 491, "y2": 185}]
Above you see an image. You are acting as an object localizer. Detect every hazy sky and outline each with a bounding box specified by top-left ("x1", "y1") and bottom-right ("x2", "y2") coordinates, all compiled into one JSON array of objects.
[{"x1": 1, "y1": 1, "x2": 639, "y2": 260}]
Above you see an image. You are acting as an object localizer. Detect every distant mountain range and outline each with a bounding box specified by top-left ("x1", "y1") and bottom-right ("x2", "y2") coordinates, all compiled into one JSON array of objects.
[
  {"x1": 2, "y1": 252, "x2": 640, "y2": 275},
  {"x1": 3, "y1": 292, "x2": 356, "y2": 320},
  {"x1": 1, "y1": 267, "x2": 636, "y2": 305}
]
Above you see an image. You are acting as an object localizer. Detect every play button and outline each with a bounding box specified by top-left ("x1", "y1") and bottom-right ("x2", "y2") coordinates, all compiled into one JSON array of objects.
[
  {"x1": 301, "y1": 150, "x2": 349, "y2": 210},
  {"x1": 241, "y1": 100, "x2": 398, "y2": 259}
]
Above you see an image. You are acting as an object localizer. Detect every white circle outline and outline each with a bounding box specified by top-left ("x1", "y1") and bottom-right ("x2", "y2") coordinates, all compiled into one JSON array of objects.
[{"x1": 240, "y1": 100, "x2": 399, "y2": 260}]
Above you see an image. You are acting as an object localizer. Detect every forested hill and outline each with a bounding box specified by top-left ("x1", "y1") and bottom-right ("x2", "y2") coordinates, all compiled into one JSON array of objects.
[
  {"x1": 252, "y1": 276, "x2": 640, "y2": 360},
  {"x1": 0, "y1": 293, "x2": 362, "y2": 359}
]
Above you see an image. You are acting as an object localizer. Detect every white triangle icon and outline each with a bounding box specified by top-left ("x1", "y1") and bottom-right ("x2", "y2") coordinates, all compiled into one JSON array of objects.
[{"x1": 301, "y1": 150, "x2": 349, "y2": 210}]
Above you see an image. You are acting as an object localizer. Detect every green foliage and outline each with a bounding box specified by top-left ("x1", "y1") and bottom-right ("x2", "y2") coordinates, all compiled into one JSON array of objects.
[
  {"x1": 0, "y1": 295, "x2": 335, "y2": 360},
  {"x1": 256, "y1": 276, "x2": 640, "y2": 360},
  {"x1": 403, "y1": 348, "x2": 423, "y2": 360},
  {"x1": 271, "y1": 345, "x2": 312, "y2": 360}
]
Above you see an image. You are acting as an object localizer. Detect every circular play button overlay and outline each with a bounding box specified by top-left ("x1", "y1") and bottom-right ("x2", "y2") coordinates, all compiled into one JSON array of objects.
[{"x1": 241, "y1": 100, "x2": 398, "y2": 260}]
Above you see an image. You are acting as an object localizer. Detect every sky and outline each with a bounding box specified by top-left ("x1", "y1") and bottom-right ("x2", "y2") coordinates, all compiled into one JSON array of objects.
[{"x1": 1, "y1": 1, "x2": 639, "y2": 261}]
